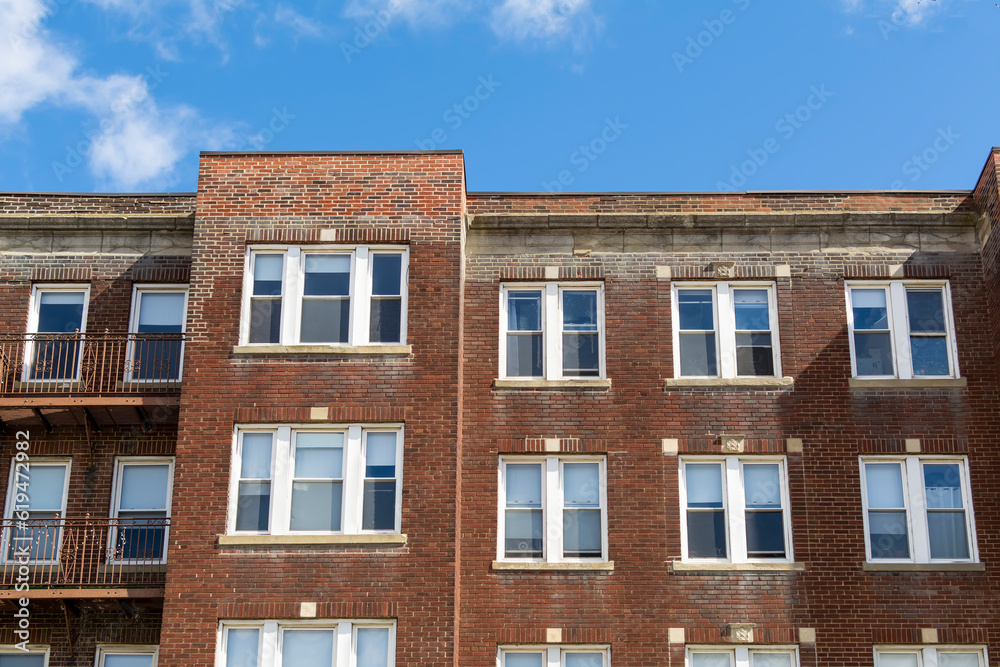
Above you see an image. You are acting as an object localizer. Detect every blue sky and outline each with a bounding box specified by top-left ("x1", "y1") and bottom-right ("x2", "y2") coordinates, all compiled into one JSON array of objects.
[{"x1": 0, "y1": 0, "x2": 995, "y2": 193}]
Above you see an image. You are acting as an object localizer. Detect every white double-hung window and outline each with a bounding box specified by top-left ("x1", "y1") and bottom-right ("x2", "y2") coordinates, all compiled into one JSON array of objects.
[
  {"x1": 229, "y1": 425, "x2": 403, "y2": 535},
  {"x1": 218, "y1": 621, "x2": 394, "y2": 667},
  {"x1": 687, "y1": 646, "x2": 799, "y2": 667},
  {"x1": 680, "y1": 457, "x2": 793, "y2": 563},
  {"x1": 500, "y1": 283, "x2": 605, "y2": 380},
  {"x1": 874, "y1": 646, "x2": 988, "y2": 666},
  {"x1": 846, "y1": 281, "x2": 959, "y2": 379},
  {"x1": 3, "y1": 458, "x2": 70, "y2": 562},
  {"x1": 671, "y1": 283, "x2": 781, "y2": 378},
  {"x1": 860, "y1": 457, "x2": 978, "y2": 564},
  {"x1": 242, "y1": 246, "x2": 408, "y2": 346},
  {"x1": 498, "y1": 456, "x2": 607, "y2": 563},
  {"x1": 499, "y1": 646, "x2": 609, "y2": 667}
]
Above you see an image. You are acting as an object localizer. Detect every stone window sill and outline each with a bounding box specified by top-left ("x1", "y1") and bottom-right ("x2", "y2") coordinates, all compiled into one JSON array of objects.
[
  {"x1": 218, "y1": 534, "x2": 408, "y2": 546},
  {"x1": 670, "y1": 560, "x2": 805, "y2": 573},
  {"x1": 664, "y1": 377, "x2": 794, "y2": 389},
  {"x1": 232, "y1": 344, "x2": 412, "y2": 356},
  {"x1": 491, "y1": 560, "x2": 614, "y2": 572},
  {"x1": 493, "y1": 379, "x2": 612, "y2": 390},
  {"x1": 862, "y1": 562, "x2": 984, "y2": 572},
  {"x1": 848, "y1": 377, "x2": 966, "y2": 389}
]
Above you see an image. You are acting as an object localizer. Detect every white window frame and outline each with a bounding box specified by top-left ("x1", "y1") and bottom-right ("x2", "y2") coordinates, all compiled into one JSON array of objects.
[
  {"x1": 498, "y1": 645, "x2": 610, "y2": 667},
  {"x1": 686, "y1": 645, "x2": 799, "y2": 667},
  {"x1": 671, "y1": 282, "x2": 782, "y2": 379},
  {"x1": 228, "y1": 425, "x2": 404, "y2": 536},
  {"x1": 679, "y1": 456, "x2": 794, "y2": 564},
  {"x1": 24, "y1": 284, "x2": 91, "y2": 383},
  {"x1": 240, "y1": 245, "x2": 409, "y2": 346},
  {"x1": 845, "y1": 280, "x2": 960, "y2": 379},
  {"x1": 109, "y1": 457, "x2": 174, "y2": 565},
  {"x1": 859, "y1": 456, "x2": 979, "y2": 564},
  {"x1": 125, "y1": 284, "x2": 189, "y2": 383},
  {"x1": 496, "y1": 455, "x2": 608, "y2": 564},
  {"x1": 874, "y1": 646, "x2": 989, "y2": 667},
  {"x1": 216, "y1": 620, "x2": 396, "y2": 667},
  {"x1": 2, "y1": 457, "x2": 71, "y2": 564},
  {"x1": 95, "y1": 645, "x2": 159, "y2": 667},
  {"x1": 0, "y1": 646, "x2": 50, "y2": 665},
  {"x1": 499, "y1": 282, "x2": 606, "y2": 381}
]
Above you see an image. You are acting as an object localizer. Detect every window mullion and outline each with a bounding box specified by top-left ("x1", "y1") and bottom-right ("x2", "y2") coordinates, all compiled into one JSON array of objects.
[
  {"x1": 889, "y1": 283, "x2": 912, "y2": 379},
  {"x1": 343, "y1": 426, "x2": 364, "y2": 534},
  {"x1": 735, "y1": 647, "x2": 750, "y2": 667},
  {"x1": 262, "y1": 622, "x2": 278, "y2": 667},
  {"x1": 545, "y1": 284, "x2": 560, "y2": 381},
  {"x1": 546, "y1": 457, "x2": 560, "y2": 563},
  {"x1": 283, "y1": 248, "x2": 301, "y2": 345},
  {"x1": 547, "y1": 647, "x2": 561, "y2": 667},
  {"x1": 337, "y1": 621, "x2": 353, "y2": 667},
  {"x1": 726, "y1": 457, "x2": 746, "y2": 562},
  {"x1": 353, "y1": 247, "x2": 371, "y2": 345},
  {"x1": 924, "y1": 648, "x2": 939, "y2": 667},
  {"x1": 273, "y1": 428, "x2": 291, "y2": 534},
  {"x1": 717, "y1": 284, "x2": 736, "y2": 378},
  {"x1": 906, "y1": 457, "x2": 930, "y2": 562}
]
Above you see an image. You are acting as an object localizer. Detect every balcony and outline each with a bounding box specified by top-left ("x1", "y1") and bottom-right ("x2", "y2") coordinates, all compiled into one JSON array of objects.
[{"x1": 0, "y1": 517, "x2": 168, "y2": 598}]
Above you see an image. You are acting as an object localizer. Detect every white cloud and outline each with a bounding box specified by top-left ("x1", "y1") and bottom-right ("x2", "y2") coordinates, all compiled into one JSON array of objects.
[
  {"x1": 841, "y1": 0, "x2": 945, "y2": 26},
  {"x1": 0, "y1": 0, "x2": 239, "y2": 190},
  {"x1": 891, "y1": 0, "x2": 936, "y2": 25},
  {"x1": 274, "y1": 4, "x2": 326, "y2": 39},
  {"x1": 345, "y1": 0, "x2": 474, "y2": 26}
]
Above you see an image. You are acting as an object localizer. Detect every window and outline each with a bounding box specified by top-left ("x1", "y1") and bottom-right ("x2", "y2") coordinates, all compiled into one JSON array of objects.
[
  {"x1": 242, "y1": 246, "x2": 407, "y2": 346},
  {"x1": 498, "y1": 456, "x2": 607, "y2": 563},
  {"x1": 671, "y1": 283, "x2": 781, "y2": 378},
  {"x1": 680, "y1": 457, "x2": 793, "y2": 563},
  {"x1": 218, "y1": 621, "x2": 394, "y2": 667},
  {"x1": 860, "y1": 457, "x2": 978, "y2": 563},
  {"x1": 3, "y1": 459, "x2": 70, "y2": 562},
  {"x1": 127, "y1": 285, "x2": 188, "y2": 382},
  {"x1": 500, "y1": 283, "x2": 605, "y2": 380},
  {"x1": 0, "y1": 647, "x2": 49, "y2": 666},
  {"x1": 499, "y1": 646, "x2": 609, "y2": 667},
  {"x1": 110, "y1": 458, "x2": 173, "y2": 563},
  {"x1": 229, "y1": 426, "x2": 403, "y2": 535},
  {"x1": 687, "y1": 646, "x2": 798, "y2": 667},
  {"x1": 25, "y1": 284, "x2": 90, "y2": 381},
  {"x1": 846, "y1": 281, "x2": 959, "y2": 379},
  {"x1": 95, "y1": 646, "x2": 158, "y2": 667},
  {"x1": 874, "y1": 647, "x2": 988, "y2": 667}
]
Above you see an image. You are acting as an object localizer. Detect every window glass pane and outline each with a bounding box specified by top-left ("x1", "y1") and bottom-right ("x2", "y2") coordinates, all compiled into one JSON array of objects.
[
  {"x1": 906, "y1": 289, "x2": 946, "y2": 333},
  {"x1": 506, "y1": 464, "x2": 542, "y2": 506},
  {"x1": 294, "y1": 433, "x2": 344, "y2": 478},
  {"x1": 236, "y1": 481, "x2": 271, "y2": 532},
  {"x1": 563, "y1": 333, "x2": 600, "y2": 377},
  {"x1": 225, "y1": 627, "x2": 260, "y2": 667},
  {"x1": 686, "y1": 511, "x2": 727, "y2": 559},
  {"x1": 362, "y1": 481, "x2": 396, "y2": 530},
  {"x1": 136, "y1": 292, "x2": 185, "y2": 332},
  {"x1": 25, "y1": 464, "x2": 66, "y2": 511},
  {"x1": 507, "y1": 333, "x2": 543, "y2": 377},
  {"x1": 868, "y1": 512, "x2": 909, "y2": 559},
  {"x1": 356, "y1": 627, "x2": 390, "y2": 667},
  {"x1": 0, "y1": 657, "x2": 46, "y2": 667},
  {"x1": 505, "y1": 653, "x2": 544, "y2": 667},
  {"x1": 508, "y1": 292, "x2": 542, "y2": 331},
  {"x1": 240, "y1": 435, "x2": 273, "y2": 479},
  {"x1": 852, "y1": 289, "x2": 889, "y2": 329},
  {"x1": 865, "y1": 464, "x2": 905, "y2": 508},
  {"x1": 563, "y1": 508, "x2": 601, "y2": 557},
  {"x1": 371, "y1": 254, "x2": 402, "y2": 296},
  {"x1": 252, "y1": 255, "x2": 283, "y2": 295},
  {"x1": 751, "y1": 653, "x2": 793, "y2": 667},
  {"x1": 37, "y1": 291, "x2": 85, "y2": 332},
  {"x1": 679, "y1": 333, "x2": 717, "y2": 376},
  {"x1": 119, "y1": 464, "x2": 169, "y2": 511},
  {"x1": 685, "y1": 463, "x2": 723, "y2": 508},
  {"x1": 745, "y1": 511, "x2": 786, "y2": 557},
  {"x1": 565, "y1": 653, "x2": 604, "y2": 667},
  {"x1": 300, "y1": 299, "x2": 350, "y2": 343},
  {"x1": 923, "y1": 464, "x2": 963, "y2": 509},
  {"x1": 678, "y1": 289, "x2": 715, "y2": 330},
  {"x1": 690, "y1": 653, "x2": 732, "y2": 667},
  {"x1": 939, "y1": 653, "x2": 981, "y2": 667},
  {"x1": 744, "y1": 464, "x2": 781, "y2": 508},
  {"x1": 854, "y1": 332, "x2": 894, "y2": 376},
  {"x1": 366, "y1": 433, "x2": 397, "y2": 477},
  {"x1": 734, "y1": 289, "x2": 770, "y2": 331},
  {"x1": 910, "y1": 337, "x2": 949, "y2": 376},
  {"x1": 563, "y1": 291, "x2": 598, "y2": 331},
  {"x1": 290, "y1": 481, "x2": 343, "y2": 531},
  {"x1": 303, "y1": 254, "x2": 351, "y2": 295},
  {"x1": 877, "y1": 653, "x2": 920, "y2": 667},
  {"x1": 927, "y1": 511, "x2": 969, "y2": 560},
  {"x1": 504, "y1": 510, "x2": 543, "y2": 558},
  {"x1": 103, "y1": 655, "x2": 154, "y2": 667},
  {"x1": 369, "y1": 299, "x2": 402, "y2": 343},
  {"x1": 249, "y1": 299, "x2": 281, "y2": 344},
  {"x1": 281, "y1": 629, "x2": 334, "y2": 666},
  {"x1": 735, "y1": 333, "x2": 774, "y2": 376},
  {"x1": 563, "y1": 463, "x2": 599, "y2": 506}
]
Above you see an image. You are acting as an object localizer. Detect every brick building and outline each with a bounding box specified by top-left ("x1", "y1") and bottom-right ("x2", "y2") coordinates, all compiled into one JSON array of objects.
[{"x1": 0, "y1": 147, "x2": 997, "y2": 667}]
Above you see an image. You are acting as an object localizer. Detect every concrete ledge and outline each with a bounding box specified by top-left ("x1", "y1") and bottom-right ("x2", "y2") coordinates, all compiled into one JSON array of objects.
[
  {"x1": 664, "y1": 377, "x2": 794, "y2": 389},
  {"x1": 218, "y1": 534, "x2": 408, "y2": 546},
  {"x1": 670, "y1": 561, "x2": 806, "y2": 573},
  {"x1": 863, "y1": 562, "x2": 985, "y2": 572},
  {"x1": 232, "y1": 344, "x2": 412, "y2": 356},
  {"x1": 848, "y1": 377, "x2": 967, "y2": 389},
  {"x1": 493, "y1": 378, "x2": 612, "y2": 390},
  {"x1": 491, "y1": 561, "x2": 614, "y2": 572}
]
